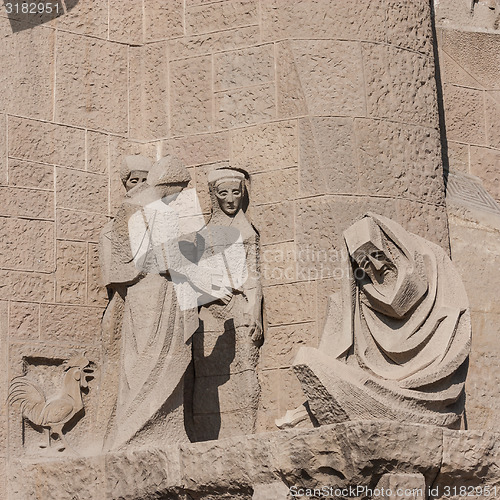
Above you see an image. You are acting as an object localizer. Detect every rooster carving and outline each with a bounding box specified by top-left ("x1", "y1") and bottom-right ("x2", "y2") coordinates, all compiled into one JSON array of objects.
[{"x1": 8, "y1": 354, "x2": 94, "y2": 452}]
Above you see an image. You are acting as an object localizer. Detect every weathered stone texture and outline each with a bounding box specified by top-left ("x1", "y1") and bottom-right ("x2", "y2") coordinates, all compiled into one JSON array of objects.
[
  {"x1": 108, "y1": 0, "x2": 142, "y2": 44},
  {"x1": 470, "y1": 146, "x2": 500, "y2": 201},
  {"x1": 485, "y1": 91, "x2": 500, "y2": 149},
  {"x1": 55, "y1": 32, "x2": 128, "y2": 134},
  {"x1": 214, "y1": 45, "x2": 274, "y2": 92},
  {"x1": 0, "y1": 186, "x2": 53, "y2": 220},
  {"x1": 170, "y1": 56, "x2": 213, "y2": 136},
  {"x1": 0, "y1": 114, "x2": 6, "y2": 185},
  {"x1": 363, "y1": 44, "x2": 438, "y2": 127},
  {"x1": 443, "y1": 85, "x2": 486, "y2": 145},
  {"x1": 0, "y1": 270, "x2": 54, "y2": 303},
  {"x1": 9, "y1": 302, "x2": 40, "y2": 341},
  {"x1": 0, "y1": 18, "x2": 54, "y2": 120},
  {"x1": 0, "y1": 218, "x2": 54, "y2": 272},
  {"x1": 144, "y1": 0, "x2": 184, "y2": 42},
  {"x1": 264, "y1": 282, "x2": 316, "y2": 326},
  {"x1": 185, "y1": 0, "x2": 258, "y2": 36},
  {"x1": 86, "y1": 131, "x2": 108, "y2": 175},
  {"x1": 55, "y1": 0, "x2": 108, "y2": 39},
  {"x1": 56, "y1": 209, "x2": 109, "y2": 243},
  {"x1": 8, "y1": 117, "x2": 85, "y2": 169},
  {"x1": 215, "y1": 83, "x2": 276, "y2": 130},
  {"x1": 291, "y1": 40, "x2": 365, "y2": 117},
  {"x1": 55, "y1": 240, "x2": 87, "y2": 305},
  {"x1": 168, "y1": 26, "x2": 260, "y2": 61},
  {"x1": 8, "y1": 160, "x2": 54, "y2": 191},
  {"x1": 129, "y1": 43, "x2": 169, "y2": 140},
  {"x1": 40, "y1": 304, "x2": 102, "y2": 344}
]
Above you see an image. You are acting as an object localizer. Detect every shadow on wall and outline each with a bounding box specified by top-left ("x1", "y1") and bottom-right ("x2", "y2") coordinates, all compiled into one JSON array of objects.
[{"x1": 3, "y1": 0, "x2": 79, "y2": 32}]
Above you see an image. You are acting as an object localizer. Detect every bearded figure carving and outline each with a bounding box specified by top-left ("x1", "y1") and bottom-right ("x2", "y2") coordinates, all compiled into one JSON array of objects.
[{"x1": 287, "y1": 213, "x2": 471, "y2": 429}]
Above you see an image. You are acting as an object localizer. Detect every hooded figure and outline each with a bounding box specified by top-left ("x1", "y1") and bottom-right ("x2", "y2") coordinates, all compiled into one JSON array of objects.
[
  {"x1": 292, "y1": 213, "x2": 471, "y2": 429},
  {"x1": 100, "y1": 155, "x2": 214, "y2": 450}
]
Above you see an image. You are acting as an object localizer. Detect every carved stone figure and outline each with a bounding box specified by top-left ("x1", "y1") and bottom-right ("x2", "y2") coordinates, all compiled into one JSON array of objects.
[
  {"x1": 8, "y1": 354, "x2": 94, "y2": 452},
  {"x1": 96, "y1": 154, "x2": 152, "y2": 450},
  {"x1": 283, "y1": 213, "x2": 471, "y2": 429},
  {"x1": 100, "y1": 155, "x2": 230, "y2": 450},
  {"x1": 190, "y1": 168, "x2": 263, "y2": 440}
]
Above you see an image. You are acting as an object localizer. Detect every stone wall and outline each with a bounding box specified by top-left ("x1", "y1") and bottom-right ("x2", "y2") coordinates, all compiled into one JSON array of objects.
[
  {"x1": 0, "y1": 1, "x2": 451, "y2": 493},
  {"x1": 434, "y1": 0, "x2": 500, "y2": 432}
]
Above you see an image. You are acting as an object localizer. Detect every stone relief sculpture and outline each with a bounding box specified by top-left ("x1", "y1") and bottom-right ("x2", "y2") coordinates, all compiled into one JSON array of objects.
[
  {"x1": 100, "y1": 155, "x2": 232, "y2": 450},
  {"x1": 97, "y1": 154, "x2": 152, "y2": 450},
  {"x1": 8, "y1": 354, "x2": 94, "y2": 452},
  {"x1": 279, "y1": 213, "x2": 471, "y2": 430},
  {"x1": 190, "y1": 168, "x2": 263, "y2": 440}
]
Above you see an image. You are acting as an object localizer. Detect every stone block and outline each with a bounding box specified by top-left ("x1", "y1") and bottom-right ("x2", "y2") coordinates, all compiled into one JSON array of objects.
[
  {"x1": 260, "y1": 322, "x2": 316, "y2": 370},
  {"x1": 442, "y1": 30, "x2": 500, "y2": 90},
  {"x1": 56, "y1": 240, "x2": 87, "y2": 305},
  {"x1": 0, "y1": 186, "x2": 53, "y2": 219},
  {"x1": 0, "y1": 217, "x2": 54, "y2": 272},
  {"x1": 8, "y1": 117, "x2": 85, "y2": 169},
  {"x1": 56, "y1": 167, "x2": 108, "y2": 214},
  {"x1": 440, "y1": 50, "x2": 481, "y2": 89},
  {"x1": 363, "y1": 43, "x2": 438, "y2": 127},
  {"x1": 264, "y1": 282, "x2": 316, "y2": 326},
  {"x1": 485, "y1": 91, "x2": 500, "y2": 149},
  {"x1": 8, "y1": 159, "x2": 54, "y2": 190},
  {"x1": 298, "y1": 117, "x2": 358, "y2": 197},
  {"x1": 35, "y1": 457, "x2": 106, "y2": 500},
  {"x1": 275, "y1": 41, "x2": 308, "y2": 119},
  {"x1": 86, "y1": 131, "x2": 108, "y2": 175},
  {"x1": 231, "y1": 120, "x2": 298, "y2": 174},
  {"x1": 0, "y1": 114, "x2": 5, "y2": 185},
  {"x1": 252, "y1": 201, "x2": 294, "y2": 246},
  {"x1": 261, "y1": 0, "x2": 386, "y2": 43},
  {"x1": 260, "y1": 242, "x2": 297, "y2": 286},
  {"x1": 56, "y1": 209, "x2": 109, "y2": 243},
  {"x1": 162, "y1": 132, "x2": 230, "y2": 168},
  {"x1": 40, "y1": 304, "x2": 102, "y2": 344},
  {"x1": 214, "y1": 44, "x2": 274, "y2": 92},
  {"x1": 470, "y1": 146, "x2": 500, "y2": 201},
  {"x1": 446, "y1": 141, "x2": 469, "y2": 173},
  {"x1": 0, "y1": 18, "x2": 54, "y2": 120},
  {"x1": 355, "y1": 119, "x2": 444, "y2": 204},
  {"x1": 108, "y1": 0, "x2": 142, "y2": 44},
  {"x1": 279, "y1": 367, "x2": 308, "y2": 413},
  {"x1": 256, "y1": 368, "x2": 279, "y2": 414},
  {"x1": 9, "y1": 302, "x2": 40, "y2": 341},
  {"x1": 396, "y1": 201, "x2": 449, "y2": 251},
  {"x1": 386, "y1": 0, "x2": 433, "y2": 54},
  {"x1": 215, "y1": 83, "x2": 276, "y2": 130},
  {"x1": 170, "y1": 56, "x2": 212, "y2": 136},
  {"x1": 55, "y1": 31, "x2": 128, "y2": 134},
  {"x1": 443, "y1": 84, "x2": 486, "y2": 144},
  {"x1": 185, "y1": 0, "x2": 258, "y2": 35},
  {"x1": 250, "y1": 168, "x2": 298, "y2": 207},
  {"x1": 144, "y1": 0, "x2": 184, "y2": 42},
  {"x1": 129, "y1": 43, "x2": 169, "y2": 141},
  {"x1": 55, "y1": 0, "x2": 108, "y2": 38},
  {"x1": 0, "y1": 270, "x2": 54, "y2": 302},
  {"x1": 87, "y1": 242, "x2": 108, "y2": 306},
  {"x1": 168, "y1": 26, "x2": 260, "y2": 61},
  {"x1": 289, "y1": 40, "x2": 365, "y2": 117}
]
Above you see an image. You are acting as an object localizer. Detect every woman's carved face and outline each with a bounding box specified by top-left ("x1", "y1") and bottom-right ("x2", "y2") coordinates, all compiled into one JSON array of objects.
[
  {"x1": 215, "y1": 180, "x2": 243, "y2": 216},
  {"x1": 125, "y1": 170, "x2": 149, "y2": 192}
]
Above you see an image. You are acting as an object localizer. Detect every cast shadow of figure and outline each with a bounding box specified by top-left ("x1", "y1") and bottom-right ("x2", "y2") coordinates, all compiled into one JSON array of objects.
[
  {"x1": 4, "y1": 0, "x2": 80, "y2": 33},
  {"x1": 185, "y1": 318, "x2": 236, "y2": 442}
]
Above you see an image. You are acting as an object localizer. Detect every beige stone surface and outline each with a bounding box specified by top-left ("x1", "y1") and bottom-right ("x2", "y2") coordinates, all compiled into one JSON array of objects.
[
  {"x1": 108, "y1": 0, "x2": 142, "y2": 44},
  {"x1": 129, "y1": 43, "x2": 168, "y2": 141},
  {"x1": 0, "y1": 186, "x2": 53, "y2": 220},
  {"x1": 0, "y1": 218, "x2": 54, "y2": 272},
  {"x1": 264, "y1": 282, "x2": 316, "y2": 326},
  {"x1": 0, "y1": 270, "x2": 54, "y2": 302},
  {"x1": 55, "y1": 32, "x2": 128, "y2": 134},
  {"x1": 0, "y1": 18, "x2": 55, "y2": 120},
  {"x1": 144, "y1": 0, "x2": 184, "y2": 42},
  {"x1": 56, "y1": 0, "x2": 108, "y2": 38},
  {"x1": 168, "y1": 26, "x2": 260, "y2": 61},
  {"x1": 8, "y1": 117, "x2": 85, "y2": 169},
  {"x1": 8, "y1": 159, "x2": 54, "y2": 190},
  {"x1": 170, "y1": 56, "x2": 212, "y2": 136},
  {"x1": 470, "y1": 146, "x2": 500, "y2": 200},
  {"x1": 0, "y1": 113, "x2": 5, "y2": 185},
  {"x1": 485, "y1": 91, "x2": 500, "y2": 149},
  {"x1": 215, "y1": 83, "x2": 276, "y2": 130},
  {"x1": 443, "y1": 85, "x2": 486, "y2": 145},
  {"x1": 185, "y1": 0, "x2": 258, "y2": 36},
  {"x1": 55, "y1": 240, "x2": 87, "y2": 305},
  {"x1": 86, "y1": 131, "x2": 108, "y2": 175},
  {"x1": 40, "y1": 304, "x2": 102, "y2": 344},
  {"x1": 56, "y1": 167, "x2": 108, "y2": 214},
  {"x1": 363, "y1": 43, "x2": 438, "y2": 127},
  {"x1": 8, "y1": 302, "x2": 40, "y2": 341},
  {"x1": 56, "y1": 209, "x2": 109, "y2": 243}
]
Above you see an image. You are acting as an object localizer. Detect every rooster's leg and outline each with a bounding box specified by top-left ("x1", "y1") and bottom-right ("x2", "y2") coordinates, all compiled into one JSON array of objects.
[{"x1": 39, "y1": 428, "x2": 50, "y2": 449}]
